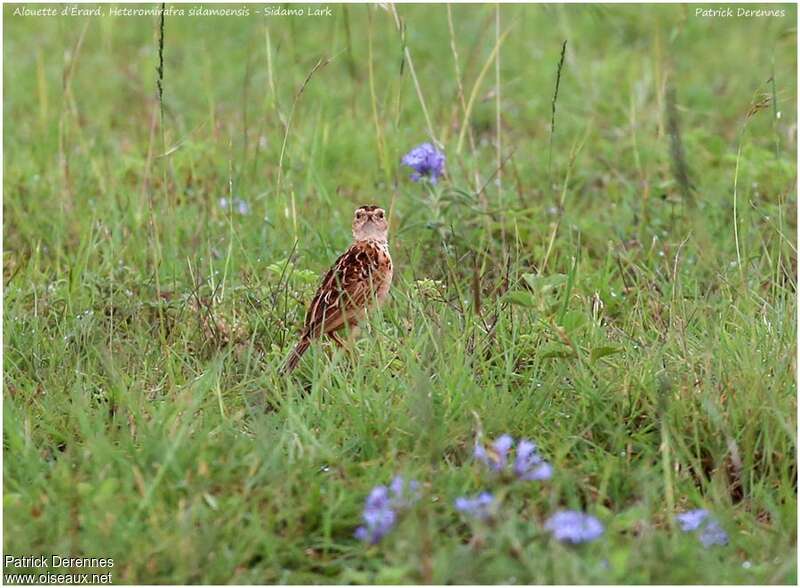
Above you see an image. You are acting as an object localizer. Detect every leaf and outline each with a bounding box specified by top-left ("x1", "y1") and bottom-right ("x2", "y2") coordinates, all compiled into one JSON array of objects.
[
  {"x1": 559, "y1": 310, "x2": 587, "y2": 333},
  {"x1": 590, "y1": 345, "x2": 624, "y2": 363},
  {"x1": 506, "y1": 290, "x2": 537, "y2": 307}
]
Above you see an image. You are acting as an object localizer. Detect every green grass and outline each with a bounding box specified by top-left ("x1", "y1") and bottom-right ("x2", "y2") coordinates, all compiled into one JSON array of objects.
[{"x1": 3, "y1": 3, "x2": 797, "y2": 584}]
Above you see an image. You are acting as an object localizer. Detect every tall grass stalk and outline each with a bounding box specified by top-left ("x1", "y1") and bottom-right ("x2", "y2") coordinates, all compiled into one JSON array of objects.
[
  {"x1": 389, "y1": 4, "x2": 437, "y2": 145},
  {"x1": 446, "y1": 3, "x2": 481, "y2": 193},
  {"x1": 456, "y1": 26, "x2": 510, "y2": 154},
  {"x1": 494, "y1": 4, "x2": 502, "y2": 194},
  {"x1": 547, "y1": 40, "x2": 567, "y2": 185},
  {"x1": 275, "y1": 55, "x2": 333, "y2": 237}
]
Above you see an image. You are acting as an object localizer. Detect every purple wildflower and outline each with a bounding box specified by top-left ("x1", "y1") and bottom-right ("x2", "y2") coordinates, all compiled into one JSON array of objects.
[
  {"x1": 219, "y1": 197, "x2": 250, "y2": 215},
  {"x1": 676, "y1": 509, "x2": 728, "y2": 547},
  {"x1": 454, "y1": 492, "x2": 495, "y2": 521},
  {"x1": 699, "y1": 520, "x2": 729, "y2": 547},
  {"x1": 475, "y1": 435, "x2": 553, "y2": 481},
  {"x1": 355, "y1": 477, "x2": 420, "y2": 544},
  {"x1": 401, "y1": 142, "x2": 446, "y2": 183},
  {"x1": 513, "y1": 440, "x2": 553, "y2": 481},
  {"x1": 389, "y1": 476, "x2": 421, "y2": 508},
  {"x1": 474, "y1": 434, "x2": 514, "y2": 472},
  {"x1": 545, "y1": 510, "x2": 604, "y2": 544},
  {"x1": 354, "y1": 486, "x2": 396, "y2": 544},
  {"x1": 675, "y1": 509, "x2": 709, "y2": 532}
]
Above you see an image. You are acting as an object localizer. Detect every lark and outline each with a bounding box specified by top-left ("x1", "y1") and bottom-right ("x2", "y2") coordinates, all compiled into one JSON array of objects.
[{"x1": 281, "y1": 205, "x2": 393, "y2": 373}]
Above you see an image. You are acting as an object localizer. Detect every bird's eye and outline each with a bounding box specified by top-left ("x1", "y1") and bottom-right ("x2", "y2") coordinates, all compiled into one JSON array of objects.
[
  {"x1": 376, "y1": 210, "x2": 384, "y2": 219},
  {"x1": 356, "y1": 211, "x2": 364, "y2": 219}
]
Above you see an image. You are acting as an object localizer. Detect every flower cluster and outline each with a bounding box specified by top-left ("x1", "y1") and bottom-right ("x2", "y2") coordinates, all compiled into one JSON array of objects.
[
  {"x1": 353, "y1": 486, "x2": 395, "y2": 544},
  {"x1": 544, "y1": 510, "x2": 605, "y2": 544},
  {"x1": 354, "y1": 476, "x2": 419, "y2": 544},
  {"x1": 401, "y1": 143, "x2": 446, "y2": 184},
  {"x1": 474, "y1": 434, "x2": 553, "y2": 481},
  {"x1": 353, "y1": 436, "x2": 731, "y2": 551},
  {"x1": 453, "y1": 433, "x2": 587, "y2": 542},
  {"x1": 676, "y1": 509, "x2": 729, "y2": 548}
]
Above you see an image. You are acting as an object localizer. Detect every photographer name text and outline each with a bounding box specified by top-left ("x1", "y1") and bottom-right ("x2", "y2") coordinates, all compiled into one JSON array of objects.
[
  {"x1": 4, "y1": 556, "x2": 113, "y2": 585},
  {"x1": 696, "y1": 7, "x2": 786, "y2": 18}
]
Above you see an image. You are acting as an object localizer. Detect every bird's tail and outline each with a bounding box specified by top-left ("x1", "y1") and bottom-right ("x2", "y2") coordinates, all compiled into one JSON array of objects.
[{"x1": 281, "y1": 337, "x2": 311, "y2": 374}]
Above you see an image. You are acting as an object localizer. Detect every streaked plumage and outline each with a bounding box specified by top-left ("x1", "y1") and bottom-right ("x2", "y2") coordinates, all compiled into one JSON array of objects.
[{"x1": 281, "y1": 205, "x2": 393, "y2": 373}]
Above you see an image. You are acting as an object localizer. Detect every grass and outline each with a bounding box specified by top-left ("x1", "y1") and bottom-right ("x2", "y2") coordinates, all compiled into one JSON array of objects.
[{"x1": 3, "y1": 3, "x2": 797, "y2": 584}]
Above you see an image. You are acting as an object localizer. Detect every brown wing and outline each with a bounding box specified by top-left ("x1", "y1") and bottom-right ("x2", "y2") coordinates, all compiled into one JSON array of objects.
[{"x1": 302, "y1": 242, "x2": 385, "y2": 338}]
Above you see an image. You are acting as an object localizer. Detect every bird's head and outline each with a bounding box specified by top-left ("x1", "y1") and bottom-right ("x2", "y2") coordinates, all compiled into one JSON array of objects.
[{"x1": 352, "y1": 205, "x2": 388, "y2": 242}]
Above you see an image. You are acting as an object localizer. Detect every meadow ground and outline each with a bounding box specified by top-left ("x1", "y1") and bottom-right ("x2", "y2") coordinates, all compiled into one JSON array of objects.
[{"x1": 3, "y1": 3, "x2": 797, "y2": 584}]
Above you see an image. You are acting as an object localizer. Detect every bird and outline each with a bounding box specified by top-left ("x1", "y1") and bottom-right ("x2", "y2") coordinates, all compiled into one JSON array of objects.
[{"x1": 281, "y1": 205, "x2": 393, "y2": 373}]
